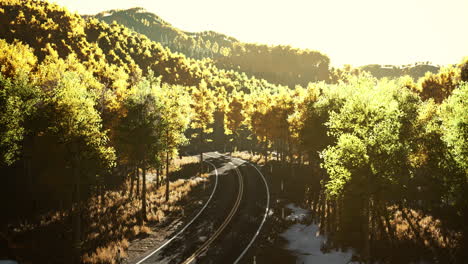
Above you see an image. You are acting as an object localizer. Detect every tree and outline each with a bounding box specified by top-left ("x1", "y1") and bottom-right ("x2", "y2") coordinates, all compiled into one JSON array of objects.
[
  {"x1": 155, "y1": 82, "x2": 192, "y2": 202},
  {"x1": 460, "y1": 57, "x2": 468, "y2": 82},
  {"x1": 0, "y1": 39, "x2": 37, "y2": 79},
  {"x1": 320, "y1": 77, "x2": 420, "y2": 262},
  {"x1": 244, "y1": 88, "x2": 272, "y2": 161},
  {"x1": 190, "y1": 80, "x2": 215, "y2": 174},
  {"x1": 439, "y1": 82, "x2": 468, "y2": 171},
  {"x1": 118, "y1": 76, "x2": 166, "y2": 222},
  {"x1": 44, "y1": 70, "x2": 115, "y2": 263},
  {"x1": 417, "y1": 65, "x2": 461, "y2": 103},
  {"x1": 0, "y1": 40, "x2": 40, "y2": 166},
  {"x1": 287, "y1": 84, "x2": 317, "y2": 164},
  {"x1": 225, "y1": 89, "x2": 246, "y2": 153}
]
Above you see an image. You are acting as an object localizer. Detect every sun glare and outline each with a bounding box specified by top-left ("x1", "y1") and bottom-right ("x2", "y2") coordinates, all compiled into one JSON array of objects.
[{"x1": 51, "y1": 0, "x2": 468, "y2": 66}]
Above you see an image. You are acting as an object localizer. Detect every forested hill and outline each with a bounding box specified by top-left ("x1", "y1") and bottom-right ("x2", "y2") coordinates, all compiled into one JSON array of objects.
[
  {"x1": 89, "y1": 7, "x2": 331, "y2": 87},
  {"x1": 360, "y1": 63, "x2": 440, "y2": 80},
  {"x1": 89, "y1": 7, "x2": 444, "y2": 85},
  {"x1": 0, "y1": 0, "x2": 279, "y2": 93},
  {"x1": 90, "y1": 7, "x2": 240, "y2": 59}
]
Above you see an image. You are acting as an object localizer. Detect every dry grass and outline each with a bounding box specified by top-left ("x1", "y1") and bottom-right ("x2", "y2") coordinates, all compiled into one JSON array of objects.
[
  {"x1": 231, "y1": 151, "x2": 268, "y2": 164},
  {"x1": 7, "y1": 208, "x2": 68, "y2": 235},
  {"x1": 231, "y1": 151, "x2": 310, "y2": 166},
  {"x1": 390, "y1": 207, "x2": 461, "y2": 249},
  {"x1": 172, "y1": 155, "x2": 199, "y2": 169},
  {"x1": 146, "y1": 174, "x2": 209, "y2": 215},
  {"x1": 139, "y1": 225, "x2": 152, "y2": 235},
  {"x1": 80, "y1": 160, "x2": 211, "y2": 263},
  {"x1": 82, "y1": 239, "x2": 128, "y2": 264}
]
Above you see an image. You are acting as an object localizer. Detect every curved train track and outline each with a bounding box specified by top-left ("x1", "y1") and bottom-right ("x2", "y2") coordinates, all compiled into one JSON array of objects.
[
  {"x1": 133, "y1": 152, "x2": 270, "y2": 264},
  {"x1": 135, "y1": 159, "x2": 219, "y2": 264},
  {"x1": 181, "y1": 160, "x2": 244, "y2": 264}
]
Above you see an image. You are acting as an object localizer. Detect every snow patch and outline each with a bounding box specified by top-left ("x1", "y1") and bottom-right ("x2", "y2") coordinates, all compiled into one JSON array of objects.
[
  {"x1": 281, "y1": 204, "x2": 357, "y2": 264},
  {"x1": 285, "y1": 203, "x2": 309, "y2": 221}
]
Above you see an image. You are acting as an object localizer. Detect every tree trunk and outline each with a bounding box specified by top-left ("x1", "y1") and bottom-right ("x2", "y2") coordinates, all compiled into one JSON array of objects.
[
  {"x1": 338, "y1": 195, "x2": 344, "y2": 242},
  {"x1": 311, "y1": 191, "x2": 318, "y2": 218},
  {"x1": 129, "y1": 165, "x2": 135, "y2": 199},
  {"x1": 125, "y1": 165, "x2": 129, "y2": 193},
  {"x1": 326, "y1": 199, "x2": 332, "y2": 234},
  {"x1": 362, "y1": 197, "x2": 371, "y2": 263},
  {"x1": 23, "y1": 136, "x2": 34, "y2": 218},
  {"x1": 281, "y1": 139, "x2": 286, "y2": 165},
  {"x1": 200, "y1": 129, "x2": 204, "y2": 175},
  {"x1": 71, "y1": 149, "x2": 81, "y2": 264},
  {"x1": 165, "y1": 151, "x2": 170, "y2": 202},
  {"x1": 380, "y1": 203, "x2": 396, "y2": 242},
  {"x1": 136, "y1": 167, "x2": 140, "y2": 198},
  {"x1": 290, "y1": 151, "x2": 295, "y2": 178},
  {"x1": 100, "y1": 183, "x2": 105, "y2": 210},
  {"x1": 142, "y1": 167, "x2": 147, "y2": 222},
  {"x1": 334, "y1": 198, "x2": 340, "y2": 235},
  {"x1": 376, "y1": 202, "x2": 391, "y2": 244},
  {"x1": 370, "y1": 199, "x2": 376, "y2": 250},
  {"x1": 276, "y1": 147, "x2": 279, "y2": 161},
  {"x1": 319, "y1": 191, "x2": 325, "y2": 234},
  {"x1": 156, "y1": 166, "x2": 160, "y2": 188}
]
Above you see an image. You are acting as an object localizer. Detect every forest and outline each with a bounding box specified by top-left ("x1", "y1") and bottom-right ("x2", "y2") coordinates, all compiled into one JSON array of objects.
[
  {"x1": 91, "y1": 7, "x2": 440, "y2": 86},
  {"x1": 0, "y1": 0, "x2": 467, "y2": 263}
]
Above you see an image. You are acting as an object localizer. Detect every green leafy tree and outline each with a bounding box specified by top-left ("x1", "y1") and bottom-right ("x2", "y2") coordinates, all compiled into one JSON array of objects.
[
  {"x1": 439, "y1": 83, "x2": 468, "y2": 171},
  {"x1": 225, "y1": 89, "x2": 246, "y2": 152},
  {"x1": 0, "y1": 74, "x2": 41, "y2": 166},
  {"x1": 320, "y1": 77, "x2": 420, "y2": 261},
  {"x1": 118, "y1": 76, "x2": 165, "y2": 222},
  {"x1": 43, "y1": 69, "x2": 115, "y2": 263},
  {"x1": 190, "y1": 79, "x2": 215, "y2": 173},
  {"x1": 0, "y1": 40, "x2": 40, "y2": 166},
  {"x1": 155, "y1": 81, "x2": 192, "y2": 201}
]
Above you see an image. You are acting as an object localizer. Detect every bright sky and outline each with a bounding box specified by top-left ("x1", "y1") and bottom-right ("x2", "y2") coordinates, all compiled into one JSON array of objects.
[{"x1": 51, "y1": 0, "x2": 468, "y2": 67}]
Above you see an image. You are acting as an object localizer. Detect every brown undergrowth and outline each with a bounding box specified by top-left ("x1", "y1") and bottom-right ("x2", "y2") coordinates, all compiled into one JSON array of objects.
[
  {"x1": 231, "y1": 151, "x2": 266, "y2": 164},
  {"x1": 390, "y1": 206, "x2": 461, "y2": 249},
  {"x1": 3, "y1": 156, "x2": 211, "y2": 264},
  {"x1": 83, "y1": 156, "x2": 209, "y2": 264}
]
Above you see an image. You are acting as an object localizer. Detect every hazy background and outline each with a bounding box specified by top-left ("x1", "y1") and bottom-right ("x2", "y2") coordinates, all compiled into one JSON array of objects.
[{"x1": 51, "y1": 0, "x2": 468, "y2": 66}]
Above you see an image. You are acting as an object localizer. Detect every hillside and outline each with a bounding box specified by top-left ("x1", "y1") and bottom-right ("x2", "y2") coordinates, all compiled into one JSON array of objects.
[
  {"x1": 91, "y1": 7, "x2": 239, "y2": 60},
  {"x1": 1, "y1": 1, "x2": 281, "y2": 94},
  {"x1": 90, "y1": 7, "x2": 331, "y2": 87},
  {"x1": 360, "y1": 63, "x2": 440, "y2": 80},
  {"x1": 90, "y1": 7, "x2": 445, "y2": 85}
]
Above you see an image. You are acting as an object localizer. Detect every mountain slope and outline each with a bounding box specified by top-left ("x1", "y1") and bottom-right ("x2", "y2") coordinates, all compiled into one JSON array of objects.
[
  {"x1": 91, "y1": 7, "x2": 446, "y2": 84},
  {"x1": 360, "y1": 63, "x2": 439, "y2": 80},
  {"x1": 90, "y1": 7, "x2": 331, "y2": 87},
  {"x1": 1, "y1": 1, "x2": 282, "y2": 95},
  {"x1": 90, "y1": 7, "x2": 238, "y2": 60}
]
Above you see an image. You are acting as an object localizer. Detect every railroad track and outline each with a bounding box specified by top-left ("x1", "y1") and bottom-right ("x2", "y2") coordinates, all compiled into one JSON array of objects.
[
  {"x1": 134, "y1": 159, "x2": 219, "y2": 264},
  {"x1": 133, "y1": 152, "x2": 269, "y2": 264},
  {"x1": 229, "y1": 155, "x2": 270, "y2": 264},
  {"x1": 181, "y1": 161, "x2": 244, "y2": 264}
]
